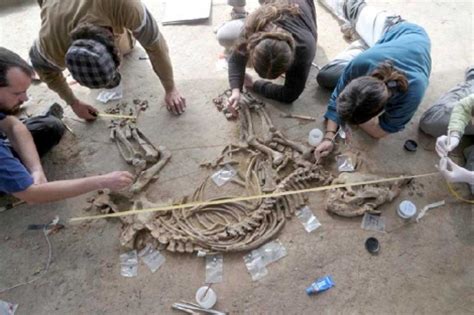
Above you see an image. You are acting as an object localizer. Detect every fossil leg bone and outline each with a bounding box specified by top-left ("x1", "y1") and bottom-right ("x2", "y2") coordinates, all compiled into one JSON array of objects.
[
  {"x1": 114, "y1": 127, "x2": 142, "y2": 164},
  {"x1": 261, "y1": 160, "x2": 277, "y2": 192},
  {"x1": 130, "y1": 126, "x2": 159, "y2": 162},
  {"x1": 254, "y1": 105, "x2": 274, "y2": 143},
  {"x1": 249, "y1": 139, "x2": 284, "y2": 166},
  {"x1": 130, "y1": 146, "x2": 172, "y2": 193},
  {"x1": 239, "y1": 107, "x2": 249, "y2": 148},
  {"x1": 273, "y1": 131, "x2": 312, "y2": 160}
]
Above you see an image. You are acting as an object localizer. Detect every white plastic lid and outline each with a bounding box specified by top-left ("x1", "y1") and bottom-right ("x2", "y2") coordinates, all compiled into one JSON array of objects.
[
  {"x1": 398, "y1": 200, "x2": 417, "y2": 218},
  {"x1": 308, "y1": 128, "x2": 323, "y2": 147},
  {"x1": 196, "y1": 286, "x2": 217, "y2": 309}
]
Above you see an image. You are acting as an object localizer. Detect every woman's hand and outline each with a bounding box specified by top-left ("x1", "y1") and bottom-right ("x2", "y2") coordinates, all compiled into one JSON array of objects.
[
  {"x1": 314, "y1": 139, "x2": 334, "y2": 162},
  {"x1": 226, "y1": 88, "x2": 241, "y2": 118}
]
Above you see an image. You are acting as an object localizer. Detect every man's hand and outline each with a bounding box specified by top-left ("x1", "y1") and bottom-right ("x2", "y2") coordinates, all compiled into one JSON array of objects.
[
  {"x1": 244, "y1": 73, "x2": 254, "y2": 90},
  {"x1": 100, "y1": 171, "x2": 135, "y2": 191},
  {"x1": 71, "y1": 100, "x2": 98, "y2": 121},
  {"x1": 436, "y1": 134, "x2": 460, "y2": 158},
  {"x1": 438, "y1": 157, "x2": 474, "y2": 184},
  {"x1": 314, "y1": 139, "x2": 334, "y2": 161},
  {"x1": 165, "y1": 87, "x2": 186, "y2": 115},
  {"x1": 226, "y1": 88, "x2": 241, "y2": 118},
  {"x1": 32, "y1": 170, "x2": 48, "y2": 185}
]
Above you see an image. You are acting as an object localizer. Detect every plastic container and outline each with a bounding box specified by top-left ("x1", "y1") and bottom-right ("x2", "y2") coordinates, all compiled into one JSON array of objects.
[
  {"x1": 404, "y1": 140, "x2": 418, "y2": 152},
  {"x1": 308, "y1": 128, "x2": 323, "y2": 147},
  {"x1": 398, "y1": 200, "x2": 417, "y2": 219},
  {"x1": 195, "y1": 286, "x2": 217, "y2": 309},
  {"x1": 365, "y1": 237, "x2": 380, "y2": 254},
  {"x1": 306, "y1": 275, "x2": 335, "y2": 295}
]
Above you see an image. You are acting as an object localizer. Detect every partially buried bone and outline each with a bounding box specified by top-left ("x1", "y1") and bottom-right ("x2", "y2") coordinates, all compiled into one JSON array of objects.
[
  {"x1": 130, "y1": 125, "x2": 159, "y2": 162},
  {"x1": 254, "y1": 105, "x2": 275, "y2": 143},
  {"x1": 132, "y1": 158, "x2": 147, "y2": 174},
  {"x1": 273, "y1": 131, "x2": 312, "y2": 160},
  {"x1": 239, "y1": 106, "x2": 249, "y2": 148},
  {"x1": 240, "y1": 102, "x2": 283, "y2": 166},
  {"x1": 261, "y1": 160, "x2": 277, "y2": 192},
  {"x1": 113, "y1": 126, "x2": 143, "y2": 163},
  {"x1": 86, "y1": 190, "x2": 119, "y2": 214},
  {"x1": 248, "y1": 138, "x2": 284, "y2": 166},
  {"x1": 326, "y1": 172, "x2": 408, "y2": 217},
  {"x1": 130, "y1": 146, "x2": 172, "y2": 193},
  {"x1": 241, "y1": 102, "x2": 255, "y2": 141}
]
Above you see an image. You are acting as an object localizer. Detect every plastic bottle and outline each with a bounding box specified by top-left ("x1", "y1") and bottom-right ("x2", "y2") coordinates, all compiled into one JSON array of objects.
[
  {"x1": 308, "y1": 128, "x2": 323, "y2": 147},
  {"x1": 398, "y1": 200, "x2": 417, "y2": 219},
  {"x1": 306, "y1": 275, "x2": 335, "y2": 295}
]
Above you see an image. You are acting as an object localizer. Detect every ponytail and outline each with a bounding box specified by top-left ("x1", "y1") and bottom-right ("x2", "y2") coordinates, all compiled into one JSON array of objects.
[
  {"x1": 243, "y1": 1, "x2": 300, "y2": 37},
  {"x1": 247, "y1": 31, "x2": 295, "y2": 54},
  {"x1": 371, "y1": 60, "x2": 408, "y2": 93},
  {"x1": 337, "y1": 60, "x2": 408, "y2": 125},
  {"x1": 235, "y1": 1, "x2": 300, "y2": 55},
  {"x1": 233, "y1": 1, "x2": 299, "y2": 78}
]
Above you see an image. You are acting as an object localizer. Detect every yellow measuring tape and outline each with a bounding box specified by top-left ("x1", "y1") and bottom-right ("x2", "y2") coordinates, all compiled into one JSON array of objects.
[
  {"x1": 447, "y1": 181, "x2": 474, "y2": 204},
  {"x1": 69, "y1": 172, "x2": 439, "y2": 223},
  {"x1": 97, "y1": 113, "x2": 136, "y2": 119}
]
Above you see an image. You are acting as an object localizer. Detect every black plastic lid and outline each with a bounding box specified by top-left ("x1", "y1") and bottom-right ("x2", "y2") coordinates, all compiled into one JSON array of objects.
[
  {"x1": 404, "y1": 140, "x2": 418, "y2": 152},
  {"x1": 365, "y1": 237, "x2": 380, "y2": 254}
]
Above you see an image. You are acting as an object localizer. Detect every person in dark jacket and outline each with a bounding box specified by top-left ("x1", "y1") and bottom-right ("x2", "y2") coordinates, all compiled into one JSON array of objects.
[{"x1": 222, "y1": 0, "x2": 317, "y2": 115}]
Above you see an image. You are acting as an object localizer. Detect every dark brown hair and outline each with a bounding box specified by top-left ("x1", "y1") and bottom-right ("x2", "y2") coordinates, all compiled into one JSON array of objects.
[
  {"x1": 70, "y1": 23, "x2": 121, "y2": 67},
  {"x1": 337, "y1": 61, "x2": 408, "y2": 125},
  {"x1": 235, "y1": 1, "x2": 299, "y2": 79},
  {"x1": 0, "y1": 47, "x2": 33, "y2": 87}
]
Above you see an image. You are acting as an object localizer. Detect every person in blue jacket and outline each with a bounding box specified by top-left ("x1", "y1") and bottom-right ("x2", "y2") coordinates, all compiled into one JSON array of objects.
[{"x1": 314, "y1": 0, "x2": 431, "y2": 159}]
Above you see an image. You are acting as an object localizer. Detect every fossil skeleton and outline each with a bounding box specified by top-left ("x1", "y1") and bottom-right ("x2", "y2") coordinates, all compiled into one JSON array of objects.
[{"x1": 87, "y1": 92, "x2": 408, "y2": 253}]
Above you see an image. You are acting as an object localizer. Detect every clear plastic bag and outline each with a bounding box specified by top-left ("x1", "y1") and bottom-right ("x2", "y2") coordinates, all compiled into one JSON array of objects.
[
  {"x1": 205, "y1": 254, "x2": 223, "y2": 283},
  {"x1": 120, "y1": 250, "x2": 138, "y2": 277},
  {"x1": 244, "y1": 252, "x2": 268, "y2": 281},
  {"x1": 336, "y1": 155, "x2": 355, "y2": 172},
  {"x1": 211, "y1": 165, "x2": 236, "y2": 187},
  {"x1": 243, "y1": 239, "x2": 287, "y2": 281},
  {"x1": 138, "y1": 244, "x2": 166, "y2": 273},
  {"x1": 258, "y1": 240, "x2": 287, "y2": 266},
  {"x1": 0, "y1": 300, "x2": 18, "y2": 315},
  {"x1": 296, "y1": 206, "x2": 322, "y2": 233},
  {"x1": 361, "y1": 213, "x2": 385, "y2": 232},
  {"x1": 97, "y1": 83, "x2": 123, "y2": 103}
]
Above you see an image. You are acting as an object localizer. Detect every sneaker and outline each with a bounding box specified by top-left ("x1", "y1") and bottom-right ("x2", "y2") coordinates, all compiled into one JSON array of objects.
[
  {"x1": 343, "y1": 0, "x2": 366, "y2": 22},
  {"x1": 465, "y1": 66, "x2": 474, "y2": 82},
  {"x1": 230, "y1": 9, "x2": 248, "y2": 20}
]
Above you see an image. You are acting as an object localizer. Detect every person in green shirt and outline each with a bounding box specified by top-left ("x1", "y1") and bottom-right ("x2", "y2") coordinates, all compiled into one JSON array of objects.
[{"x1": 420, "y1": 67, "x2": 473, "y2": 193}]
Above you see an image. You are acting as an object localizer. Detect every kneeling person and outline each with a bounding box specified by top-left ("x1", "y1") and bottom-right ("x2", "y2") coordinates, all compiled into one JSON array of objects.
[
  {"x1": 314, "y1": 0, "x2": 431, "y2": 158},
  {"x1": 0, "y1": 48, "x2": 133, "y2": 204}
]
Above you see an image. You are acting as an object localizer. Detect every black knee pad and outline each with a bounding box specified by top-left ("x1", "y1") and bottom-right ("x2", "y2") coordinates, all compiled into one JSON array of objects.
[
  {"x1": 316, "y1": 70, "x2": 338, "y2": 90},
  {"x1": 44, "y1": 116, "x2": 66, "y2": 145},
  {"x1": 25, "y1": 116, "x2": 65, "y2": 157}
]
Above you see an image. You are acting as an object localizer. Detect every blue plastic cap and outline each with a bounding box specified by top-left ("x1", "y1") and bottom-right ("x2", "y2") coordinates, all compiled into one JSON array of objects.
[{"x1": 305, "y1": 287, "x2": 314, "y2": 295}]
